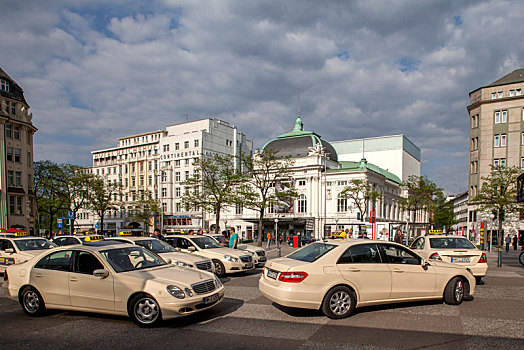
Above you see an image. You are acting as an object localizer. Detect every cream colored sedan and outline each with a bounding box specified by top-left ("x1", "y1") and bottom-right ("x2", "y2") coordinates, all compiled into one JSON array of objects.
[
  {"x1": 205, "y1": 234, "x2": 267, "y2": 267},
  {"x1": 3, "y1": 243, "x2": 225, "y2": 327},
  {"x1": 106, "y1": 237, "x2": 215, "y2": 273},
  {"x1": 410, "y1": 235, "x2": 488, "y2": 284},
  {"x1": 164, "y1": 235, "x2": 254, "y2": 277},
  {"x1": 0, "y1": 236, "x2": 56, "y2": 273},
  {"x1": 259, "y1": 239, "x2": 476, "y2": 319}
]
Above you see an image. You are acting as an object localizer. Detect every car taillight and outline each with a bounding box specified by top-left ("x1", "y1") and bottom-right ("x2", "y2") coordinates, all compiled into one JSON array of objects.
[
  {"x1": 278, "y1": 271, "x2": 308, "y2": 283},
  {"x1": 429, "y1": 252, "x2": 442, "y2": 261},
  {"x1": 478, "y1": 253, "x2": 487, "y2": 263}
]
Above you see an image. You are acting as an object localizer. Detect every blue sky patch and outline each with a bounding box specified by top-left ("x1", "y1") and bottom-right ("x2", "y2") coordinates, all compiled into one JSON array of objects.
[
  {"x1": 337, "y1": 50, "x2": 350, "y2": 61},
  {"x1": 397, "y1": 57, "x2": 421, "y2": 72},
  {"x1": 454, "y1": 15, "x2": 463, "y2": 26}
]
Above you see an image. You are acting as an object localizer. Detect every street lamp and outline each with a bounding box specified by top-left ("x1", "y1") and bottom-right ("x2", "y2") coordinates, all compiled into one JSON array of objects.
[
  {"x1": 489, "y1": 212, "x2": 502, "y2": 267},
  {"x1": 489, "y1": 213, "x2": 495, "y2": 253},
  {"x1": 275, "y1": 218, "x2": 280, "y2": 257}
]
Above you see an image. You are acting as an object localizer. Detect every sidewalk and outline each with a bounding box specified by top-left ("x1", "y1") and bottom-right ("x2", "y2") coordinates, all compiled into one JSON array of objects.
[{"x1": 483, "y1": 247, "x2": 523, "y2": 269}]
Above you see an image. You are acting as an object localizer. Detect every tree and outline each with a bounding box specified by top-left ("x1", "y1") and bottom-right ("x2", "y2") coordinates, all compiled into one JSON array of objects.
[
  {"x1": 34, "y1": 160, "x2": 69, "y2": 236},
  {"x1": 240, "y1": 149, "x2": 298, "y2": 246},
  {"x1": 59, "y1": 164, "x2": 95, "y2": 234},
  {"x1": 432, "y1": 195, "x2": 457, "y2": 231},
  {"x1": 473, "y1": 165, "x2": 523, "y2": 260},
  {"x1": 340, "y1": 179, "x2": 382, "y2": 224},
  {"x1": 399, "y1": 175, "x2": 442, "y2": 240},
  {"x1": 182, "y1": 153, "x2": 244, "y2": 235},
  {"x1": 88, "y1": 177, "x2": 122, "y2": 234},
  {"x1": 129, "y1": 192, "x2": 161, "y2": 234}
]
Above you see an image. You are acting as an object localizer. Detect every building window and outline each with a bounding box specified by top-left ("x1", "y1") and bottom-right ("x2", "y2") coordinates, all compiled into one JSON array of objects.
[
  {"x1": 298, "y1": 180, "x2": 306, "y2": 186},
  {"x1": 175, "y1": 160, "x2": 180, "y2": 166},
  {"x1": 15, "y1": 171, "x2": 21, "y2": 186},
  {"x1": 161, "y1": 171, "x2": 167, "y2": 182},
  {"x1": 337, "y1": 193, "x2": 347, "y2": 212},
  {"x1": 0, "y1": 79, "x2": 9, "y2": 92},
  {"x1": 494, "y1": 158, "x2": 506, "y2": 167},
  {"x1": 175, "y1": 187, "x2": 180, "y2": 197},
  {"x1": 13, "y1": 126, "x2": 20, "y2": 140},
  {"x1": 235, "y1": 204, "x2": 243, "y2": 215},
  {"x1": 185, "y1": 159, "x2": 189, "y2": 165},
  {"x1": 517, "y1": 89, "x2": 522, "y2": 96},
  {"x1": 175, "y1": 143, "x2": 180, "y2": 150},
  {"x1": 337, "y1": 181, "x2": 347, "y2": 186},
  {"x1": 5, "y1": 124, "x2": 12, "y2": 138},
  {"x1": 297, "y1": 194, "x2": 307, "y2": 213},
  {"x1": 521, "y1": 157, "x2": 524, "y2": 169},
  {"x1": 522, "y1": 132, "x2": 524, "y2": 145},
  {"x1": 14, "y1": 148, "x2": 21, "y2": 163},
  {"x1": 9, "y1": 196, "x2": 23, "y2": 215},
  {"x1": 498, "y1": 91, "x2": 503, "y2": 98},
  {"x1": 510, "y1": 89, "x2": 515, "y2": 97},
  {"x1": 184, "y1": 141, "x2": 189, "y2": 149},
  {"x1": 185, "y1": 171, "x2": 189, "y2": 180},
  {"x1": 494, "y1": 135, "x2": 500, "y2": 147},
  {"x1": 175, "y1": 172, "x2": 180, "y2": 181},
  {"x1": 501, "y1": 134, "x2": 507, "y2": 147},
  {"x1": 7, "y1": 171, "x2": 14, "y2": 186},
  {"x1": 161, "y1": 188, "x2": 167, "y2": 197},
  {"x1": 5, "y1": 101, "x2": 16, "y2": 114},
  {"x1": 491, "y1": 92, "x2": 496, "y2": 99},
  {"x1": 148, "y1": 176, "x2": 152, "y2": 185},
  {"x1": 194, "y1": 140, "x2": 199, "y2": 147}
]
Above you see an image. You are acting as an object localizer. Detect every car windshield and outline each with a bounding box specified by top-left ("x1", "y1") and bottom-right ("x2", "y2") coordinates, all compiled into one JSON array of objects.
[
  {"x1": 287, "y1": 243, "x2": 337, "y2": 262},
  {"x1": 191, "y1": 236, "x2": 223, "y2": 249},
  {"x1": 429, "y1": 237, "x2": 476, "y2": 249},
  {"x1": 14, "y1": 239, "x2": 56, "y2": 251},
  {"x1": 100, "y1": 246, "x2": 167, "y2": 272},
  {"x1": 135, "y1": 239, "x2": 176, "y2": 253}
]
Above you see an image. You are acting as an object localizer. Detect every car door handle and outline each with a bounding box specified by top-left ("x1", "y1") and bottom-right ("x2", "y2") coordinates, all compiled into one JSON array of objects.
[
  {"x1": 34, "y1": 273, "x2": 43, "y2": 278},
  {"x1": 348, "y1": 268, "x2": 360, "y2": 272},
  {"x1": 392, "y1": 269, "x2": 404, "y2": 273},
  {"x1": 69, "y1": 277, "x2": 78, "y2": 282}
]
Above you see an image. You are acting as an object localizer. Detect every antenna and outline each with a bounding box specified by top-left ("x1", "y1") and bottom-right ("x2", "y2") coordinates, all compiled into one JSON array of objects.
[
  {"x1": 362, "y1": 123, "x2": 365, "y2": 159},
  {"x1": 297, "y1": 88, "x2": 301, "y2": 118}
]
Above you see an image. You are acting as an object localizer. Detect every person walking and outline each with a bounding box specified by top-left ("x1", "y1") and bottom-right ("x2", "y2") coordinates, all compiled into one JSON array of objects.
[
  {"x1": 229, "y1": 227, "x2": 238, "y2": 249},
  {"x1": 266, "y1": 231, "x2": 271, "y2": 248},
  {"x1": 394, "y1": 229, "x2": 401, "y2": 243},
  {"x1": 512, "y1": 235, "x2": 518, "y2": 251},
  {"x1": 505, "y1": 234, "x2": 511, "y2": 252}
]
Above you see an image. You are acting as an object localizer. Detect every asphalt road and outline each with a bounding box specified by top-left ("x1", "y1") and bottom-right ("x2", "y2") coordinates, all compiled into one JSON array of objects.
[{"x1": 0, "y1": 244, "x2": 523, "y2": 349}]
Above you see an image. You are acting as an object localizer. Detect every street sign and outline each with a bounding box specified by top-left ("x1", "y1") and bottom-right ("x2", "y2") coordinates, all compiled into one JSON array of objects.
[
  {"x1": 57, "y1": 218, "x2": 63, "y2": 224},
  {"x1": 57, "y1": 222, "x2": 63, "y2": 229},
  {"x1": 67, "y1": 211, "x2": 74, "y2": 219},
  {"x1": 95, "y1": 224, "x2": 99, "y2": 229}
]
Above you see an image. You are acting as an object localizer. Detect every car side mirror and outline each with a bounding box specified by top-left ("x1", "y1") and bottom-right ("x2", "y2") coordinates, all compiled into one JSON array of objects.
[
  {"x1": 188, "y1": 246, "x2": 196, "y2": 252},
  {"x1": 93, "y1": 269, "x2": 110, "y2": 279},
  {"x1": 421, "y1": 259, "x2": 429, "y2": 270},
  {"x1": 5, "y1": 248, "x2": 14, "y2": 254},
  {"x1": 164, "y1": 258, "x2": 172, "y2": 264}
]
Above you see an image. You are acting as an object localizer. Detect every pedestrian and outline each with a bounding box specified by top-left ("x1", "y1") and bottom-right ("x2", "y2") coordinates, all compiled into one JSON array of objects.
[
  {"x1": 344, "y1": 228, "x2": 350, "y2": 239},
  {"x1": 266, "y1": 231, "x2": 271, "y2": 248},
  {"x1": 229, "y1": 227, "x2": 238, "y2": 249},
  {"x1": 505, "y1": 234, "x2": 511, "y2": 252},
  {"x1": 218, "y1": 230, "x2": 228, "y2": 246},
  {"x1": 188, "y1": 229, "x2": 194, "y2": 235},
  {"x1": 152, "y1": 228, "x2": 164, "y2": 240},
  {"x1": 512, "y1": 235, "x2": 518, "y2": 251},
  {"x1": 394, "y1": 229, "x2": 401, "y2": 243}
]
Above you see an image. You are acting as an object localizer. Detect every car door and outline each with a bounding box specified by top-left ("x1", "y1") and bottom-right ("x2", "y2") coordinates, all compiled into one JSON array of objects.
[
  {"x1": 69, "y1": 250, "x2": 114, "y2": 311},
  {"x1": 31, "y1": 250, "x2": 73, "y2": 306},
  {"x1": 176, "y1": 237, "x2": 195, "y2": 253},
  {"x1": 336, "y1": 243, "x2": 392, "y2": 302},
  {"x1": 379, "y1": 243, "x2": 436, "y2": 300}
]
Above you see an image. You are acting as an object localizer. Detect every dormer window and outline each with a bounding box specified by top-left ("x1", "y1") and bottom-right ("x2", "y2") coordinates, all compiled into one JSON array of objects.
[{"x1": 0, "y1": 79, "x2": 9, "y2": 92}]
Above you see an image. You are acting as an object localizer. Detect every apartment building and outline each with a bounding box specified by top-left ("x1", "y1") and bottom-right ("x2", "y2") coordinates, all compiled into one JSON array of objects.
[
  {"x1": 0, "y1": 67, "x2": 37, "y2": 233},
  {"x1": 467, "y1": 68, "x2": 524, "y2": 242},
  {"x1": 78, "y1": 119, "x2": 252, "y2": 234}
]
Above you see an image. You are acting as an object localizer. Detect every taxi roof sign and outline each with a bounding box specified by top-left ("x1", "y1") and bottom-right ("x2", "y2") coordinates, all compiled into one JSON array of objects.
[
  {"x1": 14, "y1": 232, "x2": 29, "y2": 237},
  {"x1": 428, "y1": 230, "x2": 443, "y2": 235},
  {"x1": 83, "y1": 235, "x2": 104, "y2": 242},
  {"x1": 119, "y1": 231, "x2": 133, "y2": 235}
]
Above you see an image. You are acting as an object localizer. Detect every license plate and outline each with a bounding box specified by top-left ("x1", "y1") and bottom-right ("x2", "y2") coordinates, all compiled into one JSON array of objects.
[
  {"x1": 203, "y1": 293, "x2": 219, "y2": 304},
  {"x1": 451, "y1": 257, "x2": 470, "y2": 263},
  {"x1": 267, "y1": 269, "x2": 278, "y2": 280},
  {"x1": 244, "y1": 263, "x2": 253, "y2": 269}
]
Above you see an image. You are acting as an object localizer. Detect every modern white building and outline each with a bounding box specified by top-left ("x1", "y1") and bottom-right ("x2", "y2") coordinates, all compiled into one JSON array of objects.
[
  {"x1": 212, "y1": 117, "x2": 423, "y2": 241},
  {"x1": 76, "y1": 118, "x2": 252, "y2": 234}
]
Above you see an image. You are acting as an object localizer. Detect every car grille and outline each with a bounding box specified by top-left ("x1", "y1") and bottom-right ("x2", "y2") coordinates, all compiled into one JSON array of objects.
[
  {"x1": 191, "y1": 279, "x2": 216, "y2": 295},
  {"x1": 195, "y1": 260, "x2": 213, "y2": 271},
  {"x1": 240, "y1": 255, "x2": 253, "y2": 263},
  {"x1": 256, "y1": 250, "x2": 265, "y2": 257}
]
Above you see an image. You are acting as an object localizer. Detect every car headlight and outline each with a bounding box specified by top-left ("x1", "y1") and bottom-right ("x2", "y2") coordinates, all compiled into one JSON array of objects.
[
  {"x1": 214, "y1": 276, "x2": 223, "y2": 288},
  {"x1": 166, "y1": 285, "x2": 185, "y2": 299},
  {"x1": 173, "y1": 261, "x2": 192, "y2": 268},
  {"x1": 224, "y1": 255, "x2": 239, "y2": 262}
]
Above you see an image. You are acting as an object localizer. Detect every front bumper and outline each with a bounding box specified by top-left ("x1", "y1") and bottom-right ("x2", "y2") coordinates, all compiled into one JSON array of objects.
[
  {"x1": 160, "y1": 288, "x2": 225, "y2": 320},
  {"x1": 222, "y1": 259, "x2": 255, "y2": 273}
]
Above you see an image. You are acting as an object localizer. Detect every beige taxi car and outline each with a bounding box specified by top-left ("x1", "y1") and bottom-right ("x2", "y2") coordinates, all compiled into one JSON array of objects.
[
  {"x1": 164, "y1": 235, "x2": 254, "y2": 277},
  {"x1": 205, "y1": 234, "x2": 267, "y2": 267},
  {"x1": 3, "y1": 243, "x2": 224, "y2": 327},
  {"x1": 106, "y1": 236, "x2": 214, "y2": 273},
  {"x1": 51, "y1": 234, "x2": 105, "y2": 246},
  {"x1": 410, "y1": 235, "x2": 488, "y2": 284},
  {"x1": 259, "y1": 239, "x2": 476, "y2": 319},
  {"x1": 0, "y1": 234, "x2": 56, "y2": 273}
]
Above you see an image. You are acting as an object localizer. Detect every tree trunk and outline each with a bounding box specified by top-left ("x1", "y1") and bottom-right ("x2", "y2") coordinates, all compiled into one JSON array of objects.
[
  {"x1": 100, "y1": 212, "x2": 104, "y2": 236},
  {"x1": 257, "y1": 210, "x2": 264, "y2": 247},
  {"x1": 215, "y1": 209, "x2": 220, "y2": 235}
]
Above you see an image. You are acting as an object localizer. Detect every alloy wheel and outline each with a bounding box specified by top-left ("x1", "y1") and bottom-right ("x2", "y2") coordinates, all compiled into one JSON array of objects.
[
  {"x1": 23, "y1": 290, "x2": 40, "y2": 313},
  {"x1": 329, "y1": 291, "x2": 351, "y2": 316},
  {"x1": 134, "y1": 298, "x2": 159, "y2": 324}
]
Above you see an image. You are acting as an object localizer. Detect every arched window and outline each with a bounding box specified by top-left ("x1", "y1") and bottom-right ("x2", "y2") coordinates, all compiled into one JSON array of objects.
[
  {"x1": 337, "y1": 193, "x2": 347, "y2": 212},
  {"x1": 297, "y1": 194, "x2": 307, "y2": 213}
]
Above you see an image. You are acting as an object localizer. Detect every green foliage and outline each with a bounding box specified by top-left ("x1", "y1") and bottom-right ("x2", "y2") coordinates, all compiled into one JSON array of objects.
[
  {"x1": 128, "y1": 191, "x2": 161, "y2": 232},
  {"x1": 473, "y1": 165, "x2": 523, "y2": 249},
  {"x1": 340, "y1": 179, "x2": 382, "y2": 221},
  {"x1": 239, "y1": 149, "x2": 299, "y2": 246},
  {"x1": 87, "y1": 177, "x2": 123, "y2": 233},
  {"x1": 182, "y1": 153, "x2": 245, "y2": 234},
  {"x1": 432, "y1": 195, "x2": 457, "y2": 230},
  {"x1": 399, "y1": 175, "x2": 442, "y2": 218}
]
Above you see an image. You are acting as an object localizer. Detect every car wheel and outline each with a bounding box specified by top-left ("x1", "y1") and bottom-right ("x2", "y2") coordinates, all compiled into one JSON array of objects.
[
  {"x1": 321, "y1": 286, "x2": 356, "y2": 319},
  {"x1": 213, "y1": 259, "x2": 226, "y2": 277},
  {"x1": 20, "y1": 286, "x2": 46, "y2": 317},
  {"x1": 444, "y1": 277, "x2": 465, "y2": 305},
  {"x1": 129, "y1": 294, "x2": 162, "y2": 327}
]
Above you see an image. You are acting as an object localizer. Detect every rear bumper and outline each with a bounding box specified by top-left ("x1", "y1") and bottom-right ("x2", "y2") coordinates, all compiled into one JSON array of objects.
[{"x1": 258, "y1": 275, "x2": 322, "y2": 310}]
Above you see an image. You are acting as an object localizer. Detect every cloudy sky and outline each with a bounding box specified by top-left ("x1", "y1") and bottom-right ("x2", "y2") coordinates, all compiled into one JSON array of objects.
[{"x1": 1, "y1": 0, "x2": 523, "y2": 194}]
